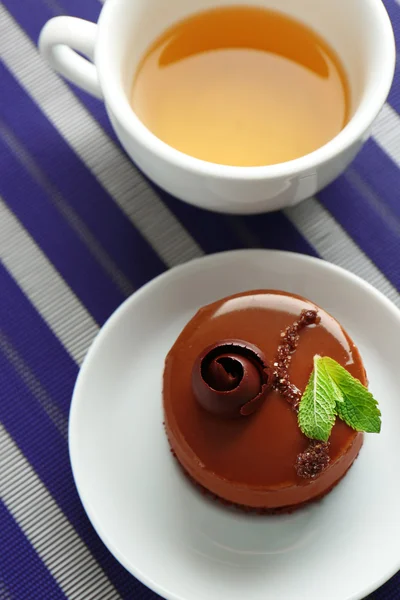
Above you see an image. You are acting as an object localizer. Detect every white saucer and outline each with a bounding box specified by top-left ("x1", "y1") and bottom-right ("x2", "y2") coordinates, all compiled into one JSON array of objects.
[{"x1": 70, "y1": 250, "x2": 400, "y2": 600}]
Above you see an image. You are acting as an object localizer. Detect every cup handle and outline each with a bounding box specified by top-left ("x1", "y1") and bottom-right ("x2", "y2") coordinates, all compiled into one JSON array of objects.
[{"x1": 39, "y1": 16, "x2": 103, "y2": 99}]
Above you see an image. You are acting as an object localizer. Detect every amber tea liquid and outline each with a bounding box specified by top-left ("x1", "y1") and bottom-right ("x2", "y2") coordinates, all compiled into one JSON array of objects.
[{"x1": 131, "y1": 7, "x2": 350, "y2": 167}]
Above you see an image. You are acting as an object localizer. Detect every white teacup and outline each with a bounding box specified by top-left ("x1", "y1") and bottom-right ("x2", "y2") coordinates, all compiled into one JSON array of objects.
[{"x1": 39, "y1": 0, "x2": 395, "y2": 214}]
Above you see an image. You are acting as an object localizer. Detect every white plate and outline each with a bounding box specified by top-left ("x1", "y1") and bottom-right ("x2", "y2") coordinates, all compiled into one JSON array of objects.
[{"x1": 70, "y1": 250, "x2": 400, "y2": 600}]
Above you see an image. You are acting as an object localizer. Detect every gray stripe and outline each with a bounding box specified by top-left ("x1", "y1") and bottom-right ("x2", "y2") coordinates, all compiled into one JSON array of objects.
[
  {"x1": 284, "y1": 198, "x2": 400, "y2": 307},
  {"x1": 0, "y1": 331, "x2": 68, "y2": 439},
  {"x1": 0, "y1": 120, "x2": 135, "y2": 298},
  {"x1": 0, "y1": 199, "x2": 99, "y2": 364},
  {"x1": 0, "y1": 6, "x2": 203, "y2": 268},
  {"x1": 0, "y1": 424, "x2": 122, "y2": 600}
]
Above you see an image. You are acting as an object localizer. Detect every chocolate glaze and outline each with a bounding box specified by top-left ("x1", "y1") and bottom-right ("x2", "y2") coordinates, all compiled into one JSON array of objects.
[
  {"x1": 163, "y1": 290, "x2": 366, "y2": 510},
  {"x1": 192, "y1": 340, "x2": 271, "y2": 417}
]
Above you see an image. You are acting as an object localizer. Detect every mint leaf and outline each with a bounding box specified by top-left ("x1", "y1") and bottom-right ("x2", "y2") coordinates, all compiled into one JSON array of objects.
[
  {"x1": 322, "y1": 357, "x2": 381, "y2": 433},
  {"x1": 298, "y1": 356, "x2": 340, "y2": 442}
]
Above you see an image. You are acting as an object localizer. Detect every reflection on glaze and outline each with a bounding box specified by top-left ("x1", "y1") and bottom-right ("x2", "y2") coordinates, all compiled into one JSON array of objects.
[{"x1": 213, "y1": 291, "x2": 354, "y2": 362}]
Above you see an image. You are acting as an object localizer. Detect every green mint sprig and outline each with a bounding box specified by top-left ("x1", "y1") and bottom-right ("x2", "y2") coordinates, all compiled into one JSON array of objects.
[{"x1": 298, "y1": 355, "x2": 381, "y2": 442}]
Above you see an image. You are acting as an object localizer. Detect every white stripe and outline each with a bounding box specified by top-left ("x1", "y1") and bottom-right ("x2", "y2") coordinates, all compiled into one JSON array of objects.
[
  {"x1": 0, "y1": 199, "x2": 99, "y2": 364},
  {"x1": 0, "y1": 424, "x2": 122, "y2": 600},
  {"x1": 284, "y1": 198, "x2": 400, "y2": 307},
  {"x1": 0, "y1": 5, "x2": 203, "y2": 268}
]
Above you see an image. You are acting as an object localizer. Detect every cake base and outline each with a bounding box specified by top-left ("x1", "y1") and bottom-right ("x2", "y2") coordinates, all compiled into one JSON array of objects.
[{"x1": 169, "y1": 439, "x2": 361, "y2": 515}]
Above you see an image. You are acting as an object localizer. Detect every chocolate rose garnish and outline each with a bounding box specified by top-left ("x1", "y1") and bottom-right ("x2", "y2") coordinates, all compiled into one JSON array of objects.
[{"x1": 192, "y1": 339, "x2": 272, "y2": 418}]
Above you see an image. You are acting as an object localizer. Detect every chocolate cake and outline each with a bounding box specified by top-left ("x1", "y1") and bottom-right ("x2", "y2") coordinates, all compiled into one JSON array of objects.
[{"x1": 163, "y1": 290, "x2": 368, "y2": 512}]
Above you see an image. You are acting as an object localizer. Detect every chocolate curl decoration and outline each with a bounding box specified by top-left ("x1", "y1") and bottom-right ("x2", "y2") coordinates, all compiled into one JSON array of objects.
[{"x1": 192, "y1": 340, "x2": 272, "y2": 418}]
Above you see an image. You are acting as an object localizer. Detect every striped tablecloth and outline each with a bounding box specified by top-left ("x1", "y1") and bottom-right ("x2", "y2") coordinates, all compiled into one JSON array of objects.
[{"x1": 1, "y1": 0, "x2": 400, "y2": 598}]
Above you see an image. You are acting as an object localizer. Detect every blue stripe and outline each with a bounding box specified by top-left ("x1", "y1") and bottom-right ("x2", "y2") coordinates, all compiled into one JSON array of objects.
[
  {"x1": 352, "y1": 140, "x2": 400, "y2": 222},
  {"x1": 388, "y1": 72, "x2": 400, "y2": 117},
  {"x1": 51, "y1": 0, "x2": 103, "y2": 23},
  {"x1": 369, "y1": 1, "x2": 400, "y2": 115},
  {"x1": 318, "y1": 177, "x2": 400, "y2": 291},
  {"x1": 375, "y1": 570, "x2": 400, "y2": 600},
  {"x1": 0, "y1": 499, "x2": 66, "y2": 600},
  {"x1": 240, "y1": 212, "x2": 318, "y2": 255},
  {"x1": 154, "y1": 187, "x2": 248, "y2": 253},
  {"x1": 0, "y1": 64, "x2": 166, "y2": 290},
  {"x1": 0, "y1": 266, "x2": 78, "y2": 415},
  {"x1": 0, "y1": 334, "x2": 157, "y2": 600},
  {"x1": 381, "y1": 1, "x2": 400, "y2": 115},
  {"x1": 0, "y1": 138, "x2": 125, "y2": 324},
  {"x1": 156, "y1": 184, "x2": 316, "y2": 255}
]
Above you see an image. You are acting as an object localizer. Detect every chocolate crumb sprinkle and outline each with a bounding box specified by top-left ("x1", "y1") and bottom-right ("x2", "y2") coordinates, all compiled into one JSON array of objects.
[
  {"x1": 296, "y1": 440, "x2": 330, "y2": 479},
  {"x1": 271, "y1": 308, "x2": 330, "y2": 480},
  {"x1": 272, "y1": 309, "x2": 319, "y2": 412}
]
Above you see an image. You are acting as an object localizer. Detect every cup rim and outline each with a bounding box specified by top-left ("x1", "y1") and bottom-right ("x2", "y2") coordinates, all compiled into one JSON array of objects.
[{"x1": 96, "y1": 0, "x2": 395, "y2": 180}]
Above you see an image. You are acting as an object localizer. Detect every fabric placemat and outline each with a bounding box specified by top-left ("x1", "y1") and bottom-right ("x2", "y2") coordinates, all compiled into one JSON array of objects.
[{"x1": 1, "y1": 0, "x2": 399, "y2": 598}]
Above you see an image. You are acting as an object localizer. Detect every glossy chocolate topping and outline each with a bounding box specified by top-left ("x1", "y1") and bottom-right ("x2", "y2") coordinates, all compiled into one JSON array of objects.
[{"x1": 163, "y1": 290, "x2": 366, "y2": 509}]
